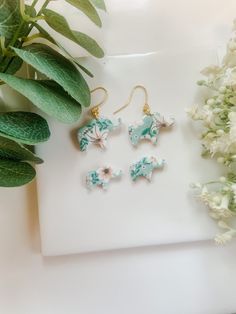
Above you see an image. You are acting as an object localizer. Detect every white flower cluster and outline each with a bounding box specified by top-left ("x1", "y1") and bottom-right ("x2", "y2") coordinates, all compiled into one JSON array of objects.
[{"x1": 187, "y1": 21, "x2": 236, "y2": 243}]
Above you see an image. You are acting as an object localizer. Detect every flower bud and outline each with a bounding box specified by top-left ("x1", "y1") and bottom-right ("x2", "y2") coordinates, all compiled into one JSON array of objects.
[
  {"x1": 219, "y1": 86, "x2": 227, "y2": 93},
  {"x1": 220, "y1": 176, "x2": 226, "y2": 182},
  {"x1": 216, "y1": 129, "x2": 224, "y2": 136},
  {"x1": 217, "y1": 94, "x2": 225, "y2": 101},
  {"x1": 207, "y1": 98, "x2": 215, "y2": 106},
  {"x1": 217, "y1": 157, "x2": 225, "y2": 163},
  {"x1": 228, "y1": 41, "x2": 236, "y2": 51}
]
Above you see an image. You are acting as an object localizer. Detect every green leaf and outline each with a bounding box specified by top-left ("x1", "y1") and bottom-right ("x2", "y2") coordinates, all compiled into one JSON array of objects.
[
  {"x1": 73, "y1": 31, "x2": 104, "y2": 58},
  {"x1": 0, "y1": 159, "x2": 36, "y2": 187},
  {"x1": 227, "y1": 172, "x2": 236, "y2": 183},
  {"x1": 0, "y1": 74, "x2": 82, "y2": 123},
  {"x1": 0, "y1": 0, "x2": 21, "y2": 40},
  {"x1": 229, "y1": 96, "x2": 236, "y2": 105},
  {"x1": 0, "y1": 136, "x2": 43, "y2": 164},
  {"x1": 90, "y1": 0, "x2": 106, "y2": 11},
  {"x1": 33, "y1": 24, "x2": 94, "y2": 77},
  {"x1": 0, "y1": 55, "x2": 23, "y2": 74},
  {"x1": 0, "y1": 111, "x2": 50, "y2": 145},
  {"x1": 0, "y1": 2, "x2": 36, "y2": 42},
  {"x1": 42, "y1": 9, "x2": 103, "y2": 58},
  {"x1": 76, "y1": 62, "x2": 94, "y2": 77},
  {"x1": 42, "y1": 9, "x2": 75, "y2": 42},
  {"x1": 12, "y1": 44, "x2": 90, "y2": 107},
  {"x1": 65, "y1": 0, "x2": 102, "y2": 27},
  {"x1": 20, "y1": 5, "x2": 37, "y2": 37},
  {"x1": 0, "y1": 40, "x2": 23, "y2": 75},
  {"x1": 24, "y1": 5, "x2": 37, "y2": 19},
  {"x1": 32, "y1": 22, "x2": 57, "y2": 45}
]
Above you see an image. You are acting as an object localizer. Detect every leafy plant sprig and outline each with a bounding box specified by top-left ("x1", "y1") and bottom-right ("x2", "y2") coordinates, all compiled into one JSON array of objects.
[{"x1": 0, "y1": 0, "x2": 105, "y2": 187}]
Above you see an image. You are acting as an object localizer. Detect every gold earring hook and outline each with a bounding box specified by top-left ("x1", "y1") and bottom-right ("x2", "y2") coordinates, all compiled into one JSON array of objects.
[
  {"x1": 113, "y1": 85, "x2": 151, "y2": 115},
  {"x1": 90, "y1": 87, "x2": 108, "y2": 119}
]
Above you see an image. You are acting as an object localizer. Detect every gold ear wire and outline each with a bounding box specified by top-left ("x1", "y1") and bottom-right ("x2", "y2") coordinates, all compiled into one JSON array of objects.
[
  {"x1": 113, "y1": 85, "x2": 151, "y2": 115},
  {"x1": 90, "y1": 87, "x2": 108, "y2": 119}
]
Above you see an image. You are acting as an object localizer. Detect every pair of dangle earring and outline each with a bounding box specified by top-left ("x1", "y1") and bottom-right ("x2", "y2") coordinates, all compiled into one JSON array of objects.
[
  {"x1": 77, "y1": 87, "x2": 122, "y2": 152},
  {"x1": 113, "y1": 85, "x2": 175, "y2": 146},
  {"x1": 78, "y1": 85, "x2": 175, "y2": 152}
]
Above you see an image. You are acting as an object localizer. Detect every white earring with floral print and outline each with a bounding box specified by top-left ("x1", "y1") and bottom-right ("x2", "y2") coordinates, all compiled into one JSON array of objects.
[
  {"x1": 86, "y1": 166, "x2": 123, "y2": 190},
  {"x1": 113, "y1": 85, "x2": 175, "y2": 147},
  {"x1": 77, "y1": 87, "x2": 122, "y2": 152}
]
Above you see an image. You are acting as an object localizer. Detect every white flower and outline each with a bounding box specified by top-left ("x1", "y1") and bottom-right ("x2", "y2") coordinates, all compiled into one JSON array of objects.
[
  {"x1": 201, "y1": 65, "x2": 221, "y2": 80},
  {"x1": 219, "y1": 176, "x2": 226, "y2": 182},
  {"x1": 228, "y1": 111, "x2": 236, "y2": 142},
  {"x1": 188, "y1": 20, "x2": 236, "y2": 244},
  {"x1": 215, "y1": 232, "x2": 233, "y2": 244},
  {"x1": 212, "y1": 134, "x2": 230, "y2": 155},
  {"x1": 190, "y1": 182, "x2": 202, "y2": 189},
  {"x1": 223, "y1": 49, "x2": 236, "y2": 67},
  {"x1": 199, "y1": 186, "x2": 232, "y2": 219},
  {"x1": 185, "y1": 105, "x2": 202, "y2": 120},
  {"x1": 206, "y1": 98, "x2": 215, "y2": 106},
  {"x1": 222, "y1": 68, "x2": 236, "y2": 86},
  {"x1": 202, "y1": 108, "x2": 215, "y2": 127},
  {"x1": 231, "y1": 183, "x2": 236, "y2": 202},
  {"x1": 215, "y1": 221, "x2": 236, "y2": 244}
]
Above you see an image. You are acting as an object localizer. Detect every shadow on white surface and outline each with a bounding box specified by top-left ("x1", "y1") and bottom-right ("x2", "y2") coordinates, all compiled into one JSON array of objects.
[{"x1": 26, "y1": 182, "x2": 41, "y2": 254}]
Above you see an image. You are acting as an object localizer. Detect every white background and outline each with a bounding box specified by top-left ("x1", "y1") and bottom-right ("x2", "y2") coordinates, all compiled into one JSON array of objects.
[
  {"x1": 37, "y1": 49, "x2": 224, "y2": 256},
  {"x1": 1, "y1": 0, "x2": 236, "y2": 313}
]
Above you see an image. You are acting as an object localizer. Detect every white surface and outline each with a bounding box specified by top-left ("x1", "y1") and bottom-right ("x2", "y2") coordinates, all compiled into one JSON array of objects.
[
  {"x1": 37, "y1": 49, "x2": 222, "y2": 256},
  {"x1": 1, "y1": 0, "x2": 236, "y2": 312}
]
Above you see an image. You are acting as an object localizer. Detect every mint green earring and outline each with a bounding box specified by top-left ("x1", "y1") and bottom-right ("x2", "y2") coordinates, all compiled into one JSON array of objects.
[
  {"x1": 114, "y1": 85, "x2": 174, "y2": 146},
  {"x1": 77, "y1": 87, "x2": 122, "y2": 152},
  {"x1": 130, "y1": 155, "x2": 165, "y2": 181}
]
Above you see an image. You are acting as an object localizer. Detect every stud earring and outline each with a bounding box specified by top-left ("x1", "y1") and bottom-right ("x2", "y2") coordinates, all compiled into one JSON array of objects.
[
  {"x1": 86, "y1": 166, "x2": 123, "y2": 190},
  {"x1": 77, "y1": 87, "x2": 122, "y2": 151},
  {"x1": 130, "y1": 155, "x2": 165, "y2": 181},
  {"x1": 114, "y1": 85, "x2": 174, "y2": 146}
]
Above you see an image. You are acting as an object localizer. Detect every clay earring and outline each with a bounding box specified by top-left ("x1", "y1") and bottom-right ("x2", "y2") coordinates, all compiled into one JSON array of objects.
[
  {"x1": 113, "y1": 85, "x2": 174, "y2": 146},
  {"x1": 130, "y1": 155, "x2": 165, "y2": 181},
  {"x1": 77, "y1": 87, "x2": 122, "y2": 151},
  {"x1": 86, "y1": 166, "x2": 123, "y2": 190}
]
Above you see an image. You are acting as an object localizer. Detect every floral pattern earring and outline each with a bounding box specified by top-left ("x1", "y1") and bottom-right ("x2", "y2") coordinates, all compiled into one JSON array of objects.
[
  {"x1": 77, "y1": 87, "x2": 122, "y2": 151},
  {"x1": 130, "y1": 155, "x2": 165, "y2": 181},
  {"x1": 86, "y1": 166, "x2": 123, "y2": 190},
  {"x1": 113, "y1": 85, "x2": 174, "y2": 146}
]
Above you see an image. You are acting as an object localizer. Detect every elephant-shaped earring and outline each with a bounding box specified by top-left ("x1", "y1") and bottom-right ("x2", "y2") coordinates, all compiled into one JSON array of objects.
[
  {"x1": 113, "y1": 85, "x2": 174, "y2": 146},
  {"x1": 86, "y1": 166, "x2": 123, "y2": 190},
  {"x1": 130, "y1": 156, "x2": 165, "y2": 181},
  {"x1": 77, "y1": 87, "x2": 122, "y2": 151}
]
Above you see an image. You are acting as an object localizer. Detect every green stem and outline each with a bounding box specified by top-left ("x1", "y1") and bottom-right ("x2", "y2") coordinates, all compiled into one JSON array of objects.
[
  {"x1": 40, "y1": 0, "x2": 51, "y2": 11},
  {"x1": 31, "y1": 0, "x2": 39, "y2": 8},
  {"x1": 29, "y1": 15, "x2": 45, "y2": 22},
  {"x1": 0, "y1": 36, "x2": 6, "y2": 56},
  {"x1": 22, "y1": 33, "x2": 43, "y2": 43},
  {"x1": 2, "y1": 0, "x2": 50, "y2": 74},
  {"x1": 22, "y1": 0, "x2": 50, "y2": 41},
  {"x1": 20, "y1": 0, "x2": 26, "y2": 17}
]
